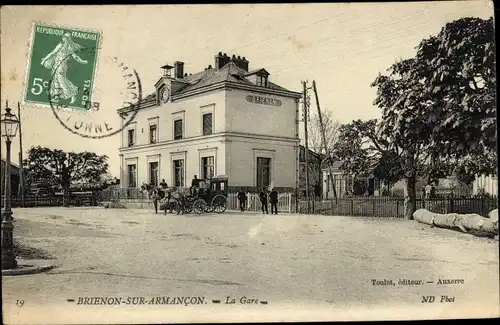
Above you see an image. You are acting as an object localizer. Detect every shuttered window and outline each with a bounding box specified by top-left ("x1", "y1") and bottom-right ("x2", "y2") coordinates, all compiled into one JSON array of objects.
[
  {"x1": 174, "y1": 119, "x2": 183, "y2": 140},
  {"x1": 203, "y1": 113, "x2": 212, "y2": 135}
]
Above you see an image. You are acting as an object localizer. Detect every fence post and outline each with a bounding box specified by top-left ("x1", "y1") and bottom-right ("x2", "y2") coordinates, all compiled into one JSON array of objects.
[
  {"x1": 349, "y1": 199, "x2": 353, "y2": 216},
  {"x1": 372, "y1": 199, "x2": 376, "y2": 217},
  {"x1": 481, "y1": 196, "x2": 485, "y2": 216},
  {"x1": 396, "y1": 200, "x2": 399, "y2": 218},
  {"x1": 449, "y1": 197, "x2": 455, "y2": 213}
]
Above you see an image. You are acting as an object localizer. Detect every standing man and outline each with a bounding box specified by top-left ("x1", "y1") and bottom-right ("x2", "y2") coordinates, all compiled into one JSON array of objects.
[
  {"x1": 425, "y1": 182, "x2": 433, "y2": 199},
  {"x1": 314, "y1": 182, "x2": 321, "y2": 201},
  {"x1": 160, "y1": 179, "x2": 168, "y2": 189},
  {"x1": 152, "y1": 188, "x2": 160, "y2": 214},
  {"x1": 259, "y1": 187, "x2": 269, "y2": 214},
  {"x1": 269, "y1": 188, "x2": 279, "y2": 215},
  {"x1": 237, "y1": 188, "x2": 247, "y2": 212}
]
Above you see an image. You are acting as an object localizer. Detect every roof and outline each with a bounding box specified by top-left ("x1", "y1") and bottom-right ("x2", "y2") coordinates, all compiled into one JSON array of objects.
[
  {"x1": 330, "y1": 161, "x2": 343, "y2": 169},
  {"x1": 137, "y1": 61, "x2": 298, "y2": 106},
  {"x1": 299, "y1": 145, "x2": 322, "y2": 160},
  {"x1": 321, "y1": 161, "x2": 343, "y2": 171},
  {"x1": 245, "y1": 68, "x2": 270, "y2": 76},
  {"x1": 0, "y1": 157, "x2": 19, "y2": 169},
  {"x1": 180, "y1": 61, "x2": 292, "y2": 94}
]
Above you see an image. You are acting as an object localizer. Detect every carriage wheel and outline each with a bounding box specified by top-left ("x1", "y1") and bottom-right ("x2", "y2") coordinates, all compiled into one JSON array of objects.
[
  {"x1": 205, "y1": 202, "x2": 216, "y2": 213},
  {"x1": 211, "y1": 195, "x2": 227, "y2": 214},
  {"x1": 183, "y1": 198, "x2": 194, "y2": 214},
  {"x1": 193, "y1": 199, "x2": 207, "y2": 215},
  {"x1": 165, "y1": 200, "x2": 179, "y2": 214}
]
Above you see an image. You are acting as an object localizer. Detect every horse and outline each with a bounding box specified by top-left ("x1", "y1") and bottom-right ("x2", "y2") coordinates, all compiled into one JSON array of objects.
[
  {"x1": 159, "y1": 187, "x2": 192, "y2": 214},
  {"x1": 140, "y1": 183, "x2": 158, "y2": 199}
]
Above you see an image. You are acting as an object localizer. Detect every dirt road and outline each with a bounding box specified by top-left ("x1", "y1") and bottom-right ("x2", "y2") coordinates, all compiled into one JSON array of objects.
[{"x1": 2, "y1": 207, "x2": 499, "y2": 323}]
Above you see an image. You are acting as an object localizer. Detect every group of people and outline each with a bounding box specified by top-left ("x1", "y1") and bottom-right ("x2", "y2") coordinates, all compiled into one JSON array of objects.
[
  {"x1": 237, "y1": 187, "x2": 280, "y2": 215},
  {"x1": 149, "y1": 174, "x2": 281, "y2": 215}
]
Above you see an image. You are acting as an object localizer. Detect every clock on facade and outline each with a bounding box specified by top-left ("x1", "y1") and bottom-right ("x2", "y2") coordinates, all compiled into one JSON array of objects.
[{"x1": 161, "y1": 87, "x2": 170, "y2": 103}]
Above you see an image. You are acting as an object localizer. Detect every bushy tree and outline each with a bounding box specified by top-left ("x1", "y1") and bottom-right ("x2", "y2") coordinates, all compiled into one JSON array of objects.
[
  {"x1": 24, "y1": 146, "x2": 109, "y2": 206},
  {"x1": 371, "y1": 17, "x2": 496, "y2": 219}
]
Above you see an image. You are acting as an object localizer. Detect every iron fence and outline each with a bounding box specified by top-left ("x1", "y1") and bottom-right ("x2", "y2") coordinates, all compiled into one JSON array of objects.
[
  {"x1": 1, "y1": 194, "x2": 98, "y2": 208},
  {"x1": 298, "y1": 195, "x2": 498, "y2": 218},
  {"x1": 4, "y1": 189, "x2": 496, "y2": 220}
]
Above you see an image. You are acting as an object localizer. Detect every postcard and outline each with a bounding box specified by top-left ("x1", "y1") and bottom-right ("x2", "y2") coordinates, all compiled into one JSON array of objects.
[{"x1": 1, "y1": 2, "x2": 498, "y2": 324}]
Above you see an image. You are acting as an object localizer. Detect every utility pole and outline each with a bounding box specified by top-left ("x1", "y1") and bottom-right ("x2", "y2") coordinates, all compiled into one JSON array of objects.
[
  {"x1": 17, "y1": 102, "x2": 25, "y2": 207},
  {"x1": 302, "y1": 81, "x2": 311, "y2": 213},
  {"x1": 295, "y1": 97, "x2": 300, "y2": 214},
  {"x1": 312, "y1": 80, "x2": 337, "y2": 203}
]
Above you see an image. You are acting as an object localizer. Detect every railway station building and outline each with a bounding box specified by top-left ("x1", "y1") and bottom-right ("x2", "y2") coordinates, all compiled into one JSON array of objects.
[{"x1": 118, "y1": 52, "x2": 302, "y2": 192}]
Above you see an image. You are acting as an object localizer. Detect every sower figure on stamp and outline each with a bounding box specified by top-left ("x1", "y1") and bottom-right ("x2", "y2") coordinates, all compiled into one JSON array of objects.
[
  {"x1": 237, "y1": 188, "x2": 247, "y2": 212},
  {"x1": 259, "y1": 187, "x2": 269, "y2": 214},
  {"x1": 270, "y1": 188, "x2": 279, "y2": 215},
  {"x1": 41, "y1": 33, "x2": 88, "y2": 104}
]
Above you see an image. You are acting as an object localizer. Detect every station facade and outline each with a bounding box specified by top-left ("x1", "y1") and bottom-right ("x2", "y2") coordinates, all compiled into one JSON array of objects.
[{"x1": 118, "y1": 52, "x2": 302, "y2": 192}]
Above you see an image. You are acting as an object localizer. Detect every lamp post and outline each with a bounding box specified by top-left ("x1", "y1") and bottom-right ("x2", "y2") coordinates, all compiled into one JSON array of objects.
[{"x1": 1, "y1": 101, "x2": 19, "y2": 270}]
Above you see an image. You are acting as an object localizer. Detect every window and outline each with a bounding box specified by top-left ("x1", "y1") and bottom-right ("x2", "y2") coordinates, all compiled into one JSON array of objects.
[
  {"x1": 127, "y1": 129, "x2": 135, "y2": 146},
  {"x1": 202, "y1": 113, "x2": 213, "y2": 135},
  {"x1": 256, "y1": 157, "x2": 271, "y2": 189},
  {"x1": 174, "y1": 119, "x2": 183, "y2": 140},
  {"x1": 127, "y1": 164, "x2": 137, "y2": 188},
  {"x1": 201, "y1": 156, "x2": 214, "y2": 180},
  {"x1": 257, "y1": 75, "x2": 267, "y2": 87},
  {"x1": 149, "y1": 124, "x2": 157, "y2": 143},
  {"x1": 173, "y1": 159, "x2": 184, "y2": 187},
  {"x1": 149, "y1": 162, "x2": 159, "y2": 187}
]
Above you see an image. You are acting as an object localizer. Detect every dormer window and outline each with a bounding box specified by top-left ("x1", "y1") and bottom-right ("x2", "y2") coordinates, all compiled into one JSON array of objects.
[
  {"x1": 257, "y1": 75, "x2": 267, "y2": 87},
  {"x1": 244, "y1": 68, "x2": 270, "y2": 87}
]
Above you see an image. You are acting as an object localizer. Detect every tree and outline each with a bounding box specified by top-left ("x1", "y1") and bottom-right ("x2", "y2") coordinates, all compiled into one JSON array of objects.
[
  {"x1": 24, "y1": 146, "x2": 109, "y2": 206},
  {"x1": 334, "y1": 120, "x2": 378, "y2": 177},
  {"x1": 307, "y1": 110, "x2": 341, "y2": 154},
  {"x1": 333, "y1": 119, "x2": 400, "y2": 179},
  {"x1": 416, "y1": 17, "x2": 496, "y2": 163},
  {"x1": 371, "y1": 17, "x2": 496, "y2": 219}
]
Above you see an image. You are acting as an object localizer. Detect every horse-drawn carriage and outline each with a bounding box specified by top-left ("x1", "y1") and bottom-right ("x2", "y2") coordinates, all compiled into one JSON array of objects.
[{"x1": 154, "y1": 175, "x2": 228, "y2": 215}]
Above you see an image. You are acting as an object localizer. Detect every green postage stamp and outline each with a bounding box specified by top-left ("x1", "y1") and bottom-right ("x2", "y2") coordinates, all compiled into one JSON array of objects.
[{"x1": 24, "y1": 23, "x2": 101, "y2": 111}]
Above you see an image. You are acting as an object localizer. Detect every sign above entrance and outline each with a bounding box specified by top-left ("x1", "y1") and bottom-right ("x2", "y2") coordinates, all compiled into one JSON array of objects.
[{"x1": 246, "y1": 95, "x2": 282, "y2": 107}]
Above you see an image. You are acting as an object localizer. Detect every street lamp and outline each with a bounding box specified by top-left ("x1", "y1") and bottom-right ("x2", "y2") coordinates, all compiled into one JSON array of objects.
[{"x1": 1, "y1": 101, "x2": 19, "y2": 270}]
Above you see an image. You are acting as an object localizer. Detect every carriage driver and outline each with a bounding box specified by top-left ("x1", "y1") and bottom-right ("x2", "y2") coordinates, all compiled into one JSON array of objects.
[{"x1": 190, "y1": 175, "x2": 200, "y2": 196}]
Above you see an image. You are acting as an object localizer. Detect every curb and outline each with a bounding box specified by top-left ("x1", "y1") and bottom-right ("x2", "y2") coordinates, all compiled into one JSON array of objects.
[{"x1": 2, "y1": 261, "x2": 56, "y2": 276}]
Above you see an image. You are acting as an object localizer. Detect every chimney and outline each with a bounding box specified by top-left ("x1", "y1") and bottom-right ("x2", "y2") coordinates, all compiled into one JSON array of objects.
[
  {"x1": 214, "y1": 52, "x2": 230, "y2": 69},
  {"x1": 174, "y1": 61, "x2": 184, "y2": 79},
  {"x1": 232, "y1": 55, "x2": 249, "y2": 72}
]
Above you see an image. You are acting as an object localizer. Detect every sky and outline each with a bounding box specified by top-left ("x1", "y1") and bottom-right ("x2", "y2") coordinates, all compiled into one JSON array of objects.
[{"x1": 0, "y1": 2, "x2": 494, "y2": 177}]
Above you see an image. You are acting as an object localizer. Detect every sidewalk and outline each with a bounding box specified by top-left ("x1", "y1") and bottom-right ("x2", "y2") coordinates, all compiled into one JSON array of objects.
[{"x1": 2, "y1": 259, "x2": 57, "y2": 276}]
